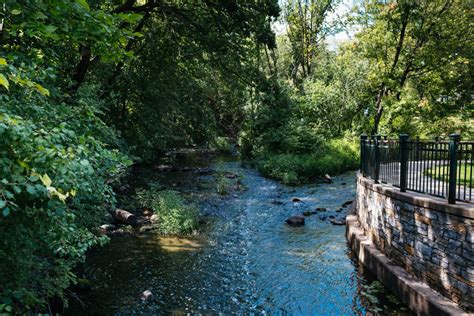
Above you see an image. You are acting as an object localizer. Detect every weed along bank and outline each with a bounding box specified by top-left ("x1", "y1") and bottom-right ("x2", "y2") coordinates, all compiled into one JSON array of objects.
[{"x1": 348, "y1": 134, "x2": 473, "y2": 315}]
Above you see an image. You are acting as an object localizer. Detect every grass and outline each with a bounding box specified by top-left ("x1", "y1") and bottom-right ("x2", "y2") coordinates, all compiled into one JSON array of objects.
[
  {"x1": 424, "y1": 163, "x2": 473, "y2": 188},
  {"x1": 255, "y1": 138, "x2": 359, "y2": 185},
  {"x1": 136, "y1": 189, "x2": 199, "y2": 235}
]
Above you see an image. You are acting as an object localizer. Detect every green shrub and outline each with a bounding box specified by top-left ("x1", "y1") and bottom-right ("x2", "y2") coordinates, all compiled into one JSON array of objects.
[
  {"x1": 137, "y1": 189, "x2": 198, "y2": 235},
  {"x1": 0, "y1": 107, "x2": 130, "y2": 311},
  {"x1": 255, "y1": 138, "x2": 359, "y2": 185},
  {"x1": 211, "y1": 136, "x2": 233, "y2": 154}
]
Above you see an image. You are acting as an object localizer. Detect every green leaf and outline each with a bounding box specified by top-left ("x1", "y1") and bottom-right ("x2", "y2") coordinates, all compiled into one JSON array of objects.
[
  {"x1": 0, "y1": 74, "x2": 9, "y2": 90},
  {"x1": 11, "y1": 9, "x2": 22, "y2": 15},
  {"x1": 76, "y1": 0, "x2": 90, "y2": 11},
  {"x1": 26, "y1": 185, "x2": 36, "y2": 195},
  {"x1": 34, "y1": 83, "x2": 50, "y2": 96},
  {"x1": 0, "y1": 58, "x2": 7, "y2": 66},
  {"x1": 44, "y1": 25, "x2": 58, "y2": 34},
  {"x1": 2, "y1": 207, "x2": 10, "y2": 217},
  {"x1": 0, "y1": 200, "x2": 6, "y2": 208},
  {"x1": 40, "y1": 174, "x2": 52, "y2": 187},
  {"x1": 80, "y1": 159, "x2": 90, "y2": 166}
]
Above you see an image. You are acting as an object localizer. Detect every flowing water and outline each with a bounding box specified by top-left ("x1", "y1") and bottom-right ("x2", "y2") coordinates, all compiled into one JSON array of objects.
[{"x1": 67, "y1": 153, "x2": 411, "y2": 315}]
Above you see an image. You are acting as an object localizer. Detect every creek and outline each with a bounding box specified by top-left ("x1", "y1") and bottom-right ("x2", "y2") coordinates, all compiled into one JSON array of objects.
[{"x1": 66, "y1": 153, "x2": 411, "y2": 315}]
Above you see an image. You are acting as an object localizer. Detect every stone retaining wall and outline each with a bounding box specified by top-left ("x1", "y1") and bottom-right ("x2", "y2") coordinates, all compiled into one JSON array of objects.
[{"x1": 355, "y1": 174, "x2": 474, "y2": 312}]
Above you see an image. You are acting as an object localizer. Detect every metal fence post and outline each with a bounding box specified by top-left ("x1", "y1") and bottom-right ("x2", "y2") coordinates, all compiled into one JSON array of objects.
[
  {"x1": 415, "y1": 136, "x2": 420, "y2": 161},
  {"x1": 448, "y1": 134, "x2": 460, "y2": 204},
  {"x1": 360, "y1": 134, "x2": 367, "y2": 175},
  {"x1": 374, "y1": 134, "x2": 381, "y2": 183},
  {"x1": 399, "y1": 134, "x2": 409, "y2": 192}
]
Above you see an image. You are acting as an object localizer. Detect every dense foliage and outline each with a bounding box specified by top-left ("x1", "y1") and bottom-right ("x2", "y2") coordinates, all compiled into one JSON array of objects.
[
  {"x1": 243, "y1": 0, "x2": 473, "y2": 183},
  {"x1": 0, "y1": 0, "x2": 472, "y2": 311},
  {"x1": 0, "y1": 0, "x2": 278, "y2": 311}
]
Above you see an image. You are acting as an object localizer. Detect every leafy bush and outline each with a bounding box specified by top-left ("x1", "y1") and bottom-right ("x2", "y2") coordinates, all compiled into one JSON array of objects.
[
  {"x1": 255, "y1": 138, "x2": 359, "y2": 185},
  {"x1": 137, "y1": 189, "x2": 198, "y2": 235},
  {"x1": 0, "y1": 107, "x2": 130, "y2": 311},
  {"x1": 211, "y1": 136, "x2": 234, "y2": 154}
]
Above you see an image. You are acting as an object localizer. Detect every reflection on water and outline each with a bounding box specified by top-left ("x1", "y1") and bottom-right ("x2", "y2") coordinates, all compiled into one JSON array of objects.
[{"x1": 66, "y1": 158, "x2": 411, "y2": 315}]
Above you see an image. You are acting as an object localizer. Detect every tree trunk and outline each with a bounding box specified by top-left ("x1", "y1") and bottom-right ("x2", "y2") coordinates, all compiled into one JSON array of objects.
[
  {"x1": 372, "y1": 5, "x2": 410, "y2": 134},
  {"x1": 70, "y1": 46, "x2": 92, "y2": 92}
]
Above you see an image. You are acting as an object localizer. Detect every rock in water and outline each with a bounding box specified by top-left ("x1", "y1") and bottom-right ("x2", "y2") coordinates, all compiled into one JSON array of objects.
[
  {"x1": 291, "y1": 197, "x2": 302, "y2": 202},
  {"x1": 99, "y1": 224, "x2": 116, "y2": 232},
  {"x1": 342, "y1": 200, "x2": 353, "y2": 208},
  {"x1": 150, "y1": 214, "x2": 160, "y2": 224},
  {"x1": 141, "y1": 290, "x2": 153, "y2": 301},
  {"x1": 315, "y1": 207, "x2": 327, "y2": 212},
  {"x1": 331, "y1": 219, "x2": 345, "y2": 226},
  {"x1": 324, "y1": 174, "x2": 333, "y2": 183},
  {"x1": 286, "y1": 215, "x2": 305, "y2": 226},
  {"x1": 303, "y1": 211, "x2": 312, "y2": 216}
]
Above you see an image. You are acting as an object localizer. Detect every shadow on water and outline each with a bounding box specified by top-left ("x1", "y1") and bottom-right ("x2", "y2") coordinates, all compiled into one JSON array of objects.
[{"x1": 66, "y1": 152, "x2": 413, "y2": 315}]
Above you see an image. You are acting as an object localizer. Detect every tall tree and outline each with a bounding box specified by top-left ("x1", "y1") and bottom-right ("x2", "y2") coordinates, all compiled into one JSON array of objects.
[
  {"x1": 284, "y1": 0, "x2": 336, "y2": 85},
  {"x1": 355, "y1": 0, "x2": 473, "y2": 134}
]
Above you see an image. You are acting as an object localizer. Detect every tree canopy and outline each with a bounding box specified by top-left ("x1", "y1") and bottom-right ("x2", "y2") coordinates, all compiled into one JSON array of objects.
[{"x1": 0, "y1": 0, "x2": 472, "y2": 312}]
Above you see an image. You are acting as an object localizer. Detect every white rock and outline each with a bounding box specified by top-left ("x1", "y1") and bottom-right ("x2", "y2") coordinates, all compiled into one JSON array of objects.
[{"x1": 141, "y1": 290, "x2": 153, "y2": 301}]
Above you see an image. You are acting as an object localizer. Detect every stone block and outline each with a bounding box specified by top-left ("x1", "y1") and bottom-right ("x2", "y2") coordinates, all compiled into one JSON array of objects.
[
  {"x1": 462, "y1": 241, "x2": 473, "y2": 253},
  {"x1": 404, "y1": 244, "x2": 414, "y2": 256},
  {"x1": 447, "y1": 239, "x2": 462, "y2": 255},
  {"x1": 415, "y1": 240, "x2": 432, "y2": 258},
  {"x1": 415, "y1": 212, "x2": 432, "y2": 225},
  {"x1": 462, "y1": 248, "x2": 474, "y2": 262},
  {"x1": 461, "y1": 269, "x2": 474, "y2": 283},
  {"x1": 447, "y1": 262, "x2": 462, "y2": 275}
]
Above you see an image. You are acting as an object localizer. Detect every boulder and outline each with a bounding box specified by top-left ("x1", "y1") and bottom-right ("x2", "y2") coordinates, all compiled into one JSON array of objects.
[
  {"x1": 303, "y1": 211, "x2": 312, "y2": 216},
  {"x1": 100, "y1": 224, "x2": 116, "y2": 232},
  {"x1": 224, "y1": 172, "x2": 238, "y2": 179},
  {"x1": 150, "y1": 214, "x2": 160, "y2": 224},
  {"x1": 324, "y1": 174, "x2": 333, "y2": 183},
  {"x1": 286, "y1": 215, "x2": 305, "y2": 227},
  {"x1": 315, "y1": 207, "x2": 327, "y2": 212},
  {"x1": 331, "y1": 219, "x2": 345, "y2": 226},
  {"x1": 342, "y1": 200, "x2": 353, "y2": 208},
  {"x1": 113, "y1": 209, "x2": 137, "y2": 226},
  {"x1": 154, "y1": 164, "x2": 174, "y2": 171},
  {"x1": 141, "y1": 290, "x2": 153, "y2": 301},
  {"x1": 291, "y1": 197, "x2": 302, "y2": 203}
]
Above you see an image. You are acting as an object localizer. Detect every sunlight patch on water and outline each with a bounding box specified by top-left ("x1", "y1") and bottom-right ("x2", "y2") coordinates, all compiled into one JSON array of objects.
[{"x1": 155, "y1": 236, "x2": 202, "y2": 252}]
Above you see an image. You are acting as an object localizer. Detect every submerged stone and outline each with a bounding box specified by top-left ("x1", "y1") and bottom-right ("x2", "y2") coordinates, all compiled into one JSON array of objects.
[
  {"x1": 286, "y1": 215, "x2": 305, "y2": 226},
  {"x1": 141, "y1": 290, "x2": 153, "y2": 301}
]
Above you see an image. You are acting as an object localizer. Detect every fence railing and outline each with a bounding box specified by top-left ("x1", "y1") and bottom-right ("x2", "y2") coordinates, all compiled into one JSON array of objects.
[{"x1": 360, "y1": 134, "x2": 473, "y2": 204}]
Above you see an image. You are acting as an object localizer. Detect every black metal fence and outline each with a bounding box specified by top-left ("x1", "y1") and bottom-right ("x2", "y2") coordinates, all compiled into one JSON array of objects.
[{"x1": 360, "y1": 134, "x2": 473, "y2": 204}]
